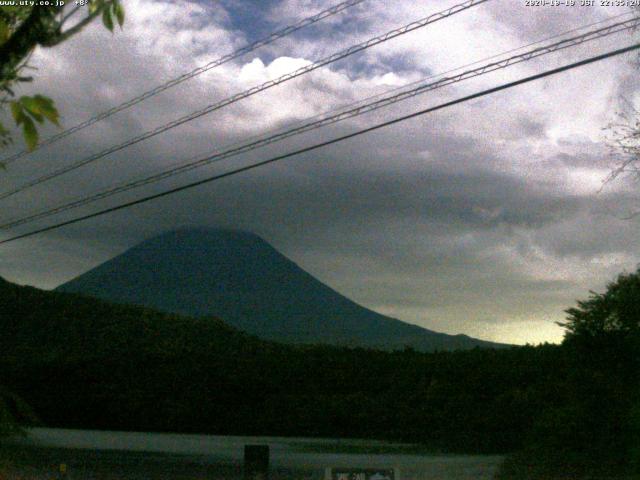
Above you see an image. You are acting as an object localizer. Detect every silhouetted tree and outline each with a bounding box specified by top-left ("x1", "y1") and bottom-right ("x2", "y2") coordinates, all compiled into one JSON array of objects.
[
  {"x1": 560, "y1": 267, "x2": 640, "y2": 339},
  {"x1": 558, "y1": 268, "x2": 640, "y2": 475}
]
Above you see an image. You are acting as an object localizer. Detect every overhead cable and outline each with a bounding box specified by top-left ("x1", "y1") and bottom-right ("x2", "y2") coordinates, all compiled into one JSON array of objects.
[
  {"x1": 3, "y1": 15, "x2": 638, "y2": 230},
  {"x1": 0, "y1": 0, "x2": 490, "y2": 200},
  {"x1": 0, "y1": 0, "x2": 369, "y2": 166},
  {"x1": 1, "y1": 42, "x2": 638, "y2": 245}
]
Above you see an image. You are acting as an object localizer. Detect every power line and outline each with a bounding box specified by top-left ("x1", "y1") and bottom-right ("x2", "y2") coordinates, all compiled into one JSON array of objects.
[
  {"x1": 0, "y1": 0, "x2": 490, "y2": 201},
  {"x1": 0, "y1": 0, "x2": 369, "y2": 167},
  {"x1": 1, "y1": 42, "x2": 638, "y2": 246},
  {"x1": 172, "y1": 10, "x2": 635, "y2": 172},
  {"x1": 3, "y1": 15, "x2": 638, "y2": 231}
]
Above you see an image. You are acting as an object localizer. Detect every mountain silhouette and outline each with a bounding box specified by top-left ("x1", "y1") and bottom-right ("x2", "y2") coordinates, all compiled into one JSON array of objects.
[{"x1": 57, "y1": 228, "x2": 504, "y2": 351}]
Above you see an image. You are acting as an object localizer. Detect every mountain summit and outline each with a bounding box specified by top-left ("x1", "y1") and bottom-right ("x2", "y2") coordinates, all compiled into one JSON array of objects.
[{"x1": 57, "y1": 228, "x2": 503, "y2": 351}]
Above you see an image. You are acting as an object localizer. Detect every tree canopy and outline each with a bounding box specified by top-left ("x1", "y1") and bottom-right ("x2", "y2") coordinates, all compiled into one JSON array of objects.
[{"x1": 560, "y1": 267, "x2": 640, "y2": 339}]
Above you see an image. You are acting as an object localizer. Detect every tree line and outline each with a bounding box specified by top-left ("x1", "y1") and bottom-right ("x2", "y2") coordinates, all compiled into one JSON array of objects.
[{"x1": 0, "y1": 269, "x2": 638, "y2": 478}]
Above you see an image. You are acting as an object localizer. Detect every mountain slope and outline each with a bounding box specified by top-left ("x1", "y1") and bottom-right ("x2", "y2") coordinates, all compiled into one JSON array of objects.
[{"x1": 57, "y1": 228, "x2": 504, "y2": 351}]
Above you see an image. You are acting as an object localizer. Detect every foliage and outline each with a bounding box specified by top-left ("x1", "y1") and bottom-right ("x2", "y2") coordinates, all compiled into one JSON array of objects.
[
  {"x1": 10, "y1": 94, "x2": 59, "y2": 150},
  {"x1": 498, "y1": 268, "x2": 640, "y2": 479},
  {"x1": 560, "y1": 267, "x2": 640, "y2": 338},
  {"x1": 0, "y1": 383, "x2": 37, "y2": 474},
  {"x1": 604, "y1": 104, "x2": 640, "y2": 193},
  {"x1": 0, "y1": 386, "x2": 35, "y2": 439},
  {"x1": 1, "y1": 272, "x2": 639, "y2": 479},
  {"x1": 0, "y1": 0, "x2": 124, "y2": 156},
  {"x1": 0, "y1": 395, "x2": 20, "y2": 439}
]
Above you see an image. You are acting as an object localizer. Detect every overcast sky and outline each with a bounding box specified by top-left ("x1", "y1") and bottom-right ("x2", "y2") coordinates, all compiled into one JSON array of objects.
[{"x1": 0, "y1": 0, "x2": 639, "y2": 344}]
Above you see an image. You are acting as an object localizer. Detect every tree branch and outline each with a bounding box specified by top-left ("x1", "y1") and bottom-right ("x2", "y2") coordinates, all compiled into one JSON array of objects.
[
  {"x1": 60, "y1": 5, "x2": 82, "y2": 28},
  {"x1": 44, "y1": 6, "x2": 106, "y2": 47}
]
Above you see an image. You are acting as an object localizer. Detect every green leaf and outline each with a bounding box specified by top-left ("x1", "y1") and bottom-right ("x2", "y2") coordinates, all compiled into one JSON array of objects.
[
  {"x1": 88, "y1": 0, "x2": 102, "y2": 15},
  {"x1": 102, "y1": 7, "x2": 114, "y2": 32},
  {"x1": 27, "y1": 111, "x2": 43, "y2": 124},
  {"x1": 0, "y1": 120, "x2": 9, "y2": 154},
  {"x1": 1, "y1": 6, "x2": 20, "y2": 14},
  {"x1": 114, "y1": 3, "x2": 125, "y2": 27},
  {"x1": 33, "y1": 95, "x2": 60, "y2": 126},
  {"x1": 20, "y1": 97, "x2": 44, "y2": 123},
  {"x1": 10, "y1": 101, "x2": 23, "y2": 125},
  {"x1": 0, "y1": 18, "x2": 9, "y2": 44},
  {"x1": 21, "y1": 116, "x2": 38, "y2": 151},
  {"x1": 33, "y1": 94, "x2": 54, "y2": 108},
  {"x1": 0, "y1": 119, "x2": 12, "y2": 151}
]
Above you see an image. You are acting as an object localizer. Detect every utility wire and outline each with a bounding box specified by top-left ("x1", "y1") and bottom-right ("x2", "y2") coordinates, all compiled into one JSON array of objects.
[
  {"x1": 167, "y1": 10, "x2": 635, "y2": 175},
  {"x1": 0, "y1": 0, "x2": 489, "y2": 201},
  {"x1": 1, "y1": 42, "x2": 638, "y2": 246},
  {"x1": 161, "y1": 10, "x2": 639, "y2": 169},
  {"x1": 3, "y1": 15, "x2": 638, "y2": 230},
  {"x1": 0, "y1": 0, "x2": 369, "y2": 167}
]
